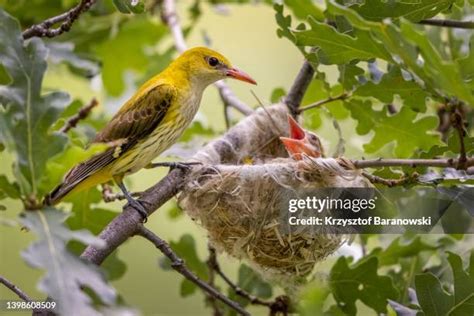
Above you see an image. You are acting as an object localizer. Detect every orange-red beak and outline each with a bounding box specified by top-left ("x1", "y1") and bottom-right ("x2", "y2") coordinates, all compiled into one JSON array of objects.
[
  {"x1": 280, "y1": 115, "x2": 321, "y2": 160},
  {"x1": 226, "y1": 67, "x2": 257, "y2": 85},
  {"x1": 287, "y1": 115, "x2": 305, "y2": 140}
]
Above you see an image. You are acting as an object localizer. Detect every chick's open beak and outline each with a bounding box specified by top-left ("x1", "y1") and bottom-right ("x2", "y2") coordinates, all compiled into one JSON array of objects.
[
  {"x1": 226, "y1": 67, "x2": 257, "y2": 85},
  {"x1": 287, "y1": 115, "x2": 305, "y2": 140},
  {"x1": 279, "y1": 137, "x2": 321, "y2": 160}
]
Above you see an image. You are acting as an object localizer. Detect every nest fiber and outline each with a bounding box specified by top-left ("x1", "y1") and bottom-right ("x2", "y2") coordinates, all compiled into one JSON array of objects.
[{"x1": 178, "y1": 104, "x2": 370, "y2": 279}]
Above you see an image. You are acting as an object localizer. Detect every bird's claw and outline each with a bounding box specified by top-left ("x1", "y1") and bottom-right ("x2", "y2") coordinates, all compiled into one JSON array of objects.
[
  {"x1": 148, "y1": 161, "x2": 202, "y2": 171},
  {"x1": 125, "y1": 198, "x2": 148, "y2": 223}
]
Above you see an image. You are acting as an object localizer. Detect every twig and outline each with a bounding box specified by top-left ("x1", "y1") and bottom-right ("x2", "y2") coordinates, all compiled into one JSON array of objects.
[
  {"x1": 362, "y1": 171, "x2": 417, "y2": 187},
  {"x1": 285, "y1": 60, "x2": 314, "y2": 116},
  {"x1": 207, "y1": 249, "x2": 272, "y2": 308},
  {"x1": 223, "y1": 103, "x2": 231, "y2": 130},
  {"x1": 207, "y1": 246, "x2": 290, "y2": 315},
  {"x1": 352, "y1": 157, "x2": 474, "y2": 169},
  {"x1": 60, "y1": 98, "x2": 98, "y2": 133},
  {"x1": 137, "y1": 226, "x2": 249, "y2": 316},
  {"x1": 451, "y1": 105, "x2": 468, "y2": 169},
  {"x1": 0, "y1": 276, "x2": 32, "y2": 302},
  {"x1": 22, "y1": 0, "x2": 97, "y2": 39},
  {"x1": 418, "y1": 19, "x2": 474, "y2": 29},
  {"x1": 160, "y1": 0, "x2": 254, "y2": 116},
  {"x1": 298, "y1": 92, "x2": 351, "y2": 113},
  {"x1": 101, "y1": 184, "x2": 143, "y2": 203},
  {"x1": 81, "y1": 168, "x2": 187, "y2": 265},
  {"x1": 216, "y1": 81, "x2": 254, "y2": 115},
  {"x1": 206, "y1": 245, "x2": 223, "y2": 316}
]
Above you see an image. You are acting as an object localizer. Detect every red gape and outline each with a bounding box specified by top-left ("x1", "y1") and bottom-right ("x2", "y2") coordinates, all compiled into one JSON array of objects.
[{"x1": 279, "y1": 115, "x2": 324, "y2": 160}]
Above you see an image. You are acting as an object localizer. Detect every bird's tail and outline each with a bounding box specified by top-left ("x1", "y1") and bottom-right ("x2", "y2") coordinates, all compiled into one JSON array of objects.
[
  {"x1": 43, "y1": 165, "x2": 111, "y2": 206},
  {"x1": 43, "y1": 182, "x2": 76, "y2": 206}
]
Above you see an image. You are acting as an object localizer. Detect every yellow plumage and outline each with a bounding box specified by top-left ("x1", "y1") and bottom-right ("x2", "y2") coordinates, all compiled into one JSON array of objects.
[{"x1": 44, "y1": 47, "x2": 256, "y2": 210}]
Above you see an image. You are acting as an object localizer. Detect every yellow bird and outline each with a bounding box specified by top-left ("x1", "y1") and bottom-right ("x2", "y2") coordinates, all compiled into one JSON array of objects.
[{"x1": 44, "y1": 47, "x2": 256, "y2": 220}]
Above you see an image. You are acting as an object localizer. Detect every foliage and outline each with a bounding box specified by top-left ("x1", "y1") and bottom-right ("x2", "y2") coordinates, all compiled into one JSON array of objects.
[
  {"x1": 0, "y1": 0, "x2": 473, "y2": 315},
  {"x1": 21, "y1": 209, "x2": 117, "y2": 315}
]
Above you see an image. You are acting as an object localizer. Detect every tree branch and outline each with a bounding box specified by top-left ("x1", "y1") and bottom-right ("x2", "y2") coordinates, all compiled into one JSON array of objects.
[
  {"x1": 205, "y1": 245, "x2": 223, "y2": 315},
  {"x1": 160, "y1": 0, "x2": 254, "y2": 116},
  {"x1": 0, "y1": 275, "x2": 32, "y2": 302},
  {"x1": 298, "y1": 92, "x2": 351, "y2": 113},
  {"x1": 284, "y1": 60, "x2": 314, "y2": 116},
  {"x1": 451, "y1": 105, "x2": 468, "y2": 169},
  {"x1": 207, "y1": 248, "x2": 272, "y2": 308},
  {"x1": 352, "y1": 158, "x2": 474, "y2": 169},
  {"x1": 418, "y1": 19, "x2": 474, "y2": 29},
  {"x1": 22, "y1": 0, "x2": 97, "y2": 39},
  {"x1": 362, "y1": 171, "x2": 417, "y2": 187},
  {"x1": 137, "y1": 226, "x2": 249, "y2": 316},
  {"x1": 60, "y1": 98, "x2": 98, "y2": 133},
  {"x1": 101, "y1": 184, "x2": 143, "y2": 203}
]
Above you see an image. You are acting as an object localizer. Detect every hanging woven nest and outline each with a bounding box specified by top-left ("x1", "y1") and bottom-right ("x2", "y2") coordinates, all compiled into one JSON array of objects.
[{"x1": 178, "y1": 104, "x2": 371, "y2": 280}]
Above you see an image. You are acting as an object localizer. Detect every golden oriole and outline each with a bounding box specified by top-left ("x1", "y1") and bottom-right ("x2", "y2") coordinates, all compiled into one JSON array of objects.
[{"x1": 44, "y1": 47, "x2": 256, "y2": 220}]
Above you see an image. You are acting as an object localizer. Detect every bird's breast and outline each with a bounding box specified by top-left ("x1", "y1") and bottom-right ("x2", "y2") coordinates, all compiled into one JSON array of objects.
[{"x1": 111, "y1": 90, "x2": 203, "y2": 174}]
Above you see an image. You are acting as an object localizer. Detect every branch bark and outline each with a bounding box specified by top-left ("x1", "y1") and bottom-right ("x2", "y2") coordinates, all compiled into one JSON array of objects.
[
  {"x1": 137, "y1": 227, "x2": 249, "y2": 316},
  {"x1": 298, "y1": 92, "x2": 351, "y2": 113},
  {"x1": 352, "y1": 158, "x2": 474, "y2": 169},
  {"x1": 0, "y1": 275, "x2": 32, "y2": 302},
  {"x1": 284, "y1": 60, "x2": 314, "y2": 116},
  {"x1": 22, "y1": 0, "x2": 97, "y2": 39},
  {"x1": 60, "y1": 98, "x2": 98, "y2": 133},
  {"x1": 160, "y1": 0, "x2": 254, "y2": 116},
  {"x1": 418, "y1": 19, "x2": 474, "y2": 29},
  {"x1": 80, "y1": 168, "x2": 186, "y2": 265}
]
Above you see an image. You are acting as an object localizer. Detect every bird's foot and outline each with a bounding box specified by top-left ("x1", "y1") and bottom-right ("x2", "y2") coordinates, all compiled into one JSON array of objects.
[
  {"x1": 147, "y1": 161, "x2": 202, "y2": 171},
  {"x1": 125, "y1": 198, "x2": 148, "y2": 223}
]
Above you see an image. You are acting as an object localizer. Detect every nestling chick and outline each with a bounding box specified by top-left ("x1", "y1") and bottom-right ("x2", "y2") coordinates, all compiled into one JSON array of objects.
[{"x1": 280, "y1": 115, "x2": 324, "y2": 159}]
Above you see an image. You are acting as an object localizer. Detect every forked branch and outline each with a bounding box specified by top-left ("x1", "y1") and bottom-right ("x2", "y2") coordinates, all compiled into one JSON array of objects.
[
  {"x1": 137, "y1": 226, "x2": 249, "y2": 316},
  {"x1": 22, "y1": 0, "x2": 97, "y2": 39}
]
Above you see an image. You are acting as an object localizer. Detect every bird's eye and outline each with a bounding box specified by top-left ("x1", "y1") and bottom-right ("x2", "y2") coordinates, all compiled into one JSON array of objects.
[{"x1": 208, "y1": 57, "x2": 219, "y2": 67}]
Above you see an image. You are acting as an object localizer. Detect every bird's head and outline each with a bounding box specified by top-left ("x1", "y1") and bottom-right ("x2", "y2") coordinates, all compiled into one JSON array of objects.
[
  {"x1": 172, "y1": 47, "x2": 256, "y2": 87},
  {"x1": 280, "y1": 115, "x2": 324, "y2": 160}
]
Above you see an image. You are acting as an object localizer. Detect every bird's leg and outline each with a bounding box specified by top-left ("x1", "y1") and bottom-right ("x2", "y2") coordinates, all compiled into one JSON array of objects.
[
  {"x1": 146, "y1": 161, "x2": 202, "y2": 171},
  {"x1": 114, "y1": 177, "x2": 148, "y2": 223}
]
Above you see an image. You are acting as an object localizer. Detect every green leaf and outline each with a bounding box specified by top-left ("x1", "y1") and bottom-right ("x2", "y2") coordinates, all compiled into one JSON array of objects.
[
  {"x1": 355, "y1": 67, "x2": 429, "y2": 112},
  {"x1": 399, "y1": 20, "x2": 474, "y2": 106},
  {"x1": 372, "y1": 236, "x2": 437, "y2": 266},
  {"x1": 237, "y1": 264, "x2": 272, "y2": 299},
  {"x1": 298, "y1": 281, "x2": 330, "y2": 315},
  {"x1": 67, "y1": 189, "x2": 127, "y2": 281},
  {"x1": 0, "y1": 175, "x2": 21, "y2": 200},
  {"x1": 346, "y1": 99, "x2": 440, "y2": 157},
  {"x1": 330, "y1": 257, "x2": 398, "y2": 315},
  {"x1": 415, "y1": 273, "x2": 453, "y2": 315},
  {"x1": 284, "y1": 0, "x2": 324, "y2": 21},
  {"x1": 446, "y1": 251, "x2": 474, "y2": 316},
  {"x1": 270, "y1": 87, "x2": 286, "y2": 103},
  {"x1": 293, "y1": 17, "x2": 391, "y2": 64},
  {"x1": 47, "y1": 42, "x2": 100, "y2": 78},
  {"x1": 180, "y1": 279, "x2": 196, "y2": 297},
  {"x1": 338, "y1": 63, "x2": 365, "y2": 91},
  {"x1": 325, "y1": 1, "x2": 474, "y2": 106},
  {"x1": 165, "y1": 234, "x2": 208, "y2": 297},
  {"x1": 94, "y1": 18, "x2": 167, "y2": 95},
  {"x1": 0, "y1": 9, "x2": 69, "y2": 196},
  {"x1": 21, "y1": 209, "x2": 117, "y2": 315},
  {"x1": 40, "y1": 142, "x2": 110, "y2": 196},
  {"x1": 112, "y1": 0, "x2": 145, "y2": 14},
  {"x1": 347, "y1": 0, "x2": 456, "y2": 22}
]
